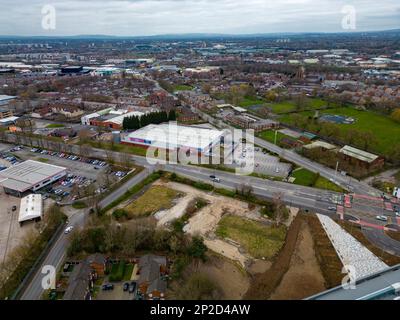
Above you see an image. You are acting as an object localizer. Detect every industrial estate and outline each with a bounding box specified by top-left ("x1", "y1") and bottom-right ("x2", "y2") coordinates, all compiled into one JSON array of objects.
[{"x1": 0, "y1": 1, "x2": 399, "y2": 305}]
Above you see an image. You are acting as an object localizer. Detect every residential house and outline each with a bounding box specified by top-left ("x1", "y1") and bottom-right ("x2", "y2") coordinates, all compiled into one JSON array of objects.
[
  {"x1": 63, "y1": 260, "x2": 95, "y2": 300},
  {"x1": 137, "y1": 254, "x2": 168, "y2": 300},
  {"x1": 88, "y1": 254, "x2": 107, "y2": 277}
]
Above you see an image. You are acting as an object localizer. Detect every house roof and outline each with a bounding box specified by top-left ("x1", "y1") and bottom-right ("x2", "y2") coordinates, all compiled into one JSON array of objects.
[
  {"x1": 63, "y1": 261, "x2": 92, "y2": 300},
  {"x1": 138, "y1": 255, "x2": 167, "y2": 295}
]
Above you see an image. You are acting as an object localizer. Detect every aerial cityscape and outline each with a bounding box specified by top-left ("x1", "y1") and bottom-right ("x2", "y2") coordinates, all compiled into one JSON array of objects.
[{"x1": 0, "y1": 0, "x2": 399, "y2": 308}]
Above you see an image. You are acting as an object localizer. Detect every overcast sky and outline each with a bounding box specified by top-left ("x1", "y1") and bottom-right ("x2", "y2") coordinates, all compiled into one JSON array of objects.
[{"x1": 0, "y1": 0, "x2": 399, "y2": 36}]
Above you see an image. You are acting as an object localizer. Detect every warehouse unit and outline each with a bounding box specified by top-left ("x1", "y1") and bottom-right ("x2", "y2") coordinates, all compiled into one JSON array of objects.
[
  {"x1": 18, "y1": 194, "x2": 43, "y2": 225},
  {"x1": 0, "y1": 160, "x2": 66, "y2": 197},
  {"x1": 121, "y1": 123, "x2": 224, "y2": 155}
]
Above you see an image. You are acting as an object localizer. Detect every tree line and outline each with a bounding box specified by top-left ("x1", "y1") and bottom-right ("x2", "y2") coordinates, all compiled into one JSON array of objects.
[{"x1": 122, "y1": 110, "x2": 176, "y2": 130}]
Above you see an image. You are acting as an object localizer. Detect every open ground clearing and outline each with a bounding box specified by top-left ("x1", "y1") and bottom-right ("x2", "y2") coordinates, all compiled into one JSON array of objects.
[
  {"x1": 124, "y1": 185, "x2": 182, "y2": 218},
  {"x1": 269, "y1": 221, "x2": 326, "y2": 299},
  {"x1": 168, "y1": 253, "x2": 250, "y2": 300},
  {"x1": 216, "y1": 215, "x2": 286, "y2": 259}
]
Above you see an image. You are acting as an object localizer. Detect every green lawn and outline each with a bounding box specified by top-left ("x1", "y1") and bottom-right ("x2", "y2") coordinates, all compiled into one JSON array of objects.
[
  {"x1": 174, "y1": 84, "x2": 193, "y2": 91},
  {"x1": 258, "y1": 130, "x2": 290, "y2": 146},
  {"x1": 46, "y1": 124, "x2": 65, "y2": 128},
  {"x1": 314, "y1": 176, "x2": 345, "y2": 193},
  {"x1": 72, "y1": 201, "x2": 87, "y2": 209},
  {"x1": 123, "y1": 264, "x2": 134, "y2": 281},
  {"x1": 292, "y1": 168, "x2": 317, "y2": 187},
  {"x1": 36, "y1": 157, "x2": 49, "y2": 163},
  {"x1": 216, "y1": 215, "x2": 286, "y2": 259},
  {"x1": 239, "y1": 97, "x2": 265, "y2": 107},
  {"x1": 292, "y1": 168, "x2": 344, "y2": 192},
  {"x1": 280, "y1": 106, "x2": 400, "y2": 156},
  {"x1": 268, "y1": 98, "x2": 329, "y2": 114}
]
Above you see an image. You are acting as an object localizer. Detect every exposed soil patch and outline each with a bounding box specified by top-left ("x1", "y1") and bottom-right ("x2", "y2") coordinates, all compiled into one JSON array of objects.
[
  {"x1": 269, "y1": 222, "x2": 326, "y2": 299},
  {"x1": 168, "y1": 254, "x2": 250, "y2": 300}
]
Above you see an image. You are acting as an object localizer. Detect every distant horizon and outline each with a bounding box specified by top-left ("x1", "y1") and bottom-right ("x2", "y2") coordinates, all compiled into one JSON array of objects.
[
  {"x1": 1, "y1": 27, "x2": 399, "y2": 40},
  {"x1": 0, "y1": 0, "x2": 399, "y2": 37}
]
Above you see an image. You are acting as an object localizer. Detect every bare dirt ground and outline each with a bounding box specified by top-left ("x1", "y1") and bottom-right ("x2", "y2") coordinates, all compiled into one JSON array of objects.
[
  {"x1": 170, "y1": 254, "x2": 250, "y2": 300},
  {"x1": 247, "y1": 260, "x2": 272, "y2": 276},
  {"x1": 156, "y1": 181, "x2": 262, "y2": 235},
  {"x1": 269, "y1": 222, "x2": 326, "y2": 300},
  {"x1": 153, "y1": 181, "x2": 266, "y2": 266}
]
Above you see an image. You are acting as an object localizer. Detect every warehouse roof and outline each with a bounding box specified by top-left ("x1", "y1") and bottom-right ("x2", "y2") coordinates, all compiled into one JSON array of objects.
[
  {"x1": 19, "y1": 194, "x2": 43, "y2": 223},
  {"x1": 124, "y1": 123, "x2": 223, "y2": 151},
  {"x1": 0, "y1": 160, "x2": 66, "y2": 192},
  {"x1": 339, "y1": 145, "x2": 379, "y2": 163}
]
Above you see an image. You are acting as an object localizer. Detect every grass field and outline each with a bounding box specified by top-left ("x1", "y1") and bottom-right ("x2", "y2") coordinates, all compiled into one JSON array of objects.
[
  {"x1": 291, "y1": 168, "x2": 317, "y2": 187},
  {"x1": 174, "y1": 84, "x2": 193, "y2": 91},
  {"x1": 279, "y1": 106, "x2": 400, "y2": 156},
  {"x1": 292, "y1": 168, "x2": 344, "y2": 192},
  {"x1": 124, "y1": 185, "x2": 181, "y2": 217},
  {"x1": 216, "y1": 215, "x2": 286, "y2": 259},
  {"x1": 239, "y1": 97, "x2": 266, "y2": 108},
  {"x1": 267, "y1": 98, "x2": 329, "y2": 114},
  {"x1": 257, "y1": 130, "x2": 290, "y2": 146},
  {"x1": 46, "y1": 123, "x2": 65, "y2": 128}
]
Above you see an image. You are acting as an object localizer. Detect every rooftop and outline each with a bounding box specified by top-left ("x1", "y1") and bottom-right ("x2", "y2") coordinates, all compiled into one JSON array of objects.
[
  {"x1": 0, "y1": 160, "x2": 66, "y2": 192},
  {"x1": 308, "y1": 264, "x2": 400, "y2": 300},
  {"x1": 339, "y1": 145, "x2": 379, "y2": 163},
  {"x1": 19, "y1": 194, "x2": 43, "y2": 223},
  {"x1": 123, "y1": 123, "x2": 223, "y2": 151}
]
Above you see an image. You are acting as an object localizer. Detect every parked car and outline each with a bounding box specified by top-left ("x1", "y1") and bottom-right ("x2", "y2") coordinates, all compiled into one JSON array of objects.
[
  {"x1": 376, "y1": 215, "x2": 388, "y2": 222},
  {"x1": 328, "y1": 206, "x2": 336, "y2": 211},
  {"x1": 129, "y1": 282, "x2": 136, "y2": 294},
  {"x1": 11, "y1": 205, "x2": 17, "y2": 211},
  {"x1": 102, "y1": 284, "x2": 114, "y2": 291},
  {"x1": 123, "y1": 283, "x2": 129, "y2": 292}
]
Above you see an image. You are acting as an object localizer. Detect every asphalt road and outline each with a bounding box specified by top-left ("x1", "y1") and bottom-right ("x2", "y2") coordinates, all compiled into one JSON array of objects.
[
  {"x1": 19, "y1": 168, "x2": 153, "y2": 300},
  {"x1": 362, "y1": 228, "x2": 400, "y2": 257}
]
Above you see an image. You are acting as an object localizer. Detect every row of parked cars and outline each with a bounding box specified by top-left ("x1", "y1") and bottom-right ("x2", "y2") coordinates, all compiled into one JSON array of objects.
[
  {"x1": 30, "y1": 148, "x2": 107, "y2": 167},
  {"x1": 102, "y1": 281, "x2": 136, "y2": 294},
  {"x1": 0, "y1": 152, "x2": 21, "y2": 167}
]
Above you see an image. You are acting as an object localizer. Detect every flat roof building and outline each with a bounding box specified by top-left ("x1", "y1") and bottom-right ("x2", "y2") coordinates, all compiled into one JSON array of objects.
[
  {"x1": 0, "y1": 95, "x2": 17, "y2": 106},
  {"x1": 308, "y1": 264, "x2": 400, "y2": 300},
  {"x1": 121, "y1": 123, "x2": 224, "y2": 155},
  {"x1": 19, "y1": 194, "x2": 43, "y2": 224},
  {"x1": 0, "y1": 160, "x2": 66, "y2": 197}
]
